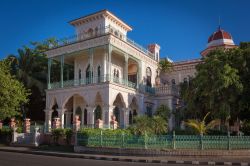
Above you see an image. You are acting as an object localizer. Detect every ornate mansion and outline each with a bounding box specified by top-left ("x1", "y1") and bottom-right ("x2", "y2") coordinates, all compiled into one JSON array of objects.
[{"x1": 44, "y1": 10, "x2": 236, "y2": 132}]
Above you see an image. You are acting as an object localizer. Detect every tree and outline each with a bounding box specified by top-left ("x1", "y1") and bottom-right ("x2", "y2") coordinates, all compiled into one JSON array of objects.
[
  {"x1": 185, "y1": 112, "x2": 220, "y2": 135},
  {"x1": 158, "y1": 58, "x2": 172, "y2": 73},
  {"x1": 180, "y1": 47, "x2": 245, "y2": 122},
  {"x1": 5, "y1": 38, "x2": 58, "y2": 121},
  {"x1": 129, "y1": 115, "x2": 168, "y2": 135},
  {"x1": 154, "y1": 104, "x2": 171, "y2": 121},
  {"x1": 151, "y1": 116, "x2": 168, "y2": 134},
  {"x1": 0, "y1": 60, "x2": 29, "y2": 120}
]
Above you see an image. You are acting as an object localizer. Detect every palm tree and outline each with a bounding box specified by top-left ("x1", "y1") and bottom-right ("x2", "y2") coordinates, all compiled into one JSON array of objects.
[
  {"x1": 158, "y1": 58, "x2": 172, "y2": 73},
  {"x1": 185, "y1": 112, "x2": 220, "y2": 135},
  {"x1": 151, "y1": 116, "x2": 168, "y2": 135}
]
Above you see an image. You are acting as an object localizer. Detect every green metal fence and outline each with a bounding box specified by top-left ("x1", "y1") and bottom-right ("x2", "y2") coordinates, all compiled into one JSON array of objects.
[{"x1": 76, "y1": 132, "x2": 250, "y2": 150}]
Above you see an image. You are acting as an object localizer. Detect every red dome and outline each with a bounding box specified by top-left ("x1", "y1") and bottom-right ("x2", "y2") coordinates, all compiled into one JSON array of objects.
[{"x1": 208, "y1": 27, "x2": 233, "y2": 43}]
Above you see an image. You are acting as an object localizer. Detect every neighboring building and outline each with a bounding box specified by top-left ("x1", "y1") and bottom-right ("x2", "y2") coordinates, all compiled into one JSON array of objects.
[{"x1": 43, "y1": 10, "x2": 236, "y2": 132}]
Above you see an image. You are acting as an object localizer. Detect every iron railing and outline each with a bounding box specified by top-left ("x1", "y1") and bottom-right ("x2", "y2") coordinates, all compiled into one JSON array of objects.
[
  {"x1": 47, "y1": 25, "x2": 155, "y2": 60},
  {"x1": 76, "y1": 132, "x2": 250, "y2": 150},
  {"x1": 49, "y1": 74, "x2": 136, "y2": 90}
]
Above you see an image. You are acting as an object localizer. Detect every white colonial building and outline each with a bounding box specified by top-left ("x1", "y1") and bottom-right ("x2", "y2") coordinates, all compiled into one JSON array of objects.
[{"x1": 44, "y1": 10, "x2": 236, "y2": 132}]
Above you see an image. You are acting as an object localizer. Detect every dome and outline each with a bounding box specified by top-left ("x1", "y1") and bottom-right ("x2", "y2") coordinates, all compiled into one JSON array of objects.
[{"x1": 207, "y1": 27, "x2": 235, "y2": 48}]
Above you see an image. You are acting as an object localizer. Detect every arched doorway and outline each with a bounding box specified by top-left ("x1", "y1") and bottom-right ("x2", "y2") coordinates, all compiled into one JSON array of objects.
[
  {"x1": 113, "y1": 93, "x2": 126, "y2": 128},
  {"x1": 129, "y1": 109, "x2": 137, "y2": 125},
  {"x1": 94, "y1": 105, "x2": 102, "y2": 121},
  {"x1": 129, "y1": 97, "x2": 138, "y2": 125},
  {"x1": 146, "y1": 67, "x2": 152, "y2": 87},
  {"x1": 75, "y1": 107, "x2": 82, "y2": 123}
]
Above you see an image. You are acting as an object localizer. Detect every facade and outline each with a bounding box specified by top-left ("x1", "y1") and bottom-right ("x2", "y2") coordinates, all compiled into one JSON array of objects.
[{"x1": 44, "y1": 10, "x2": 236, "y2": 132}]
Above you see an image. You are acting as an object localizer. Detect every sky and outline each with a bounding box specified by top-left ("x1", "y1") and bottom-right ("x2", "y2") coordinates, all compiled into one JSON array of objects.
[{"x1": 0, "y1": 0, "x2": 250, "y2": 61}]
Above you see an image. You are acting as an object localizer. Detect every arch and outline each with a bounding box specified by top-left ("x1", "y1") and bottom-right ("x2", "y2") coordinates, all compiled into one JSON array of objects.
[
  {"x1": 49, "y1": 96, "x2": 59, "y2": 109},
  {"x1": 62, "y1": 93, "x2": 86, "y2": 110},
  {"x1": 113, "y1": 93, "x2": 126, "y2": 108},
  {"x1": 51, "y1": 103, "x2": 58, "y2": 122},
  {"x1": 75, "y1": 106, "x2": 82, "y2": 119},
  {"x1": 95, "y1": 92, "x2": 103, "y2": 105},
  {"x1": 146, "y1": 67, "x2": 152, "y2": 87}
]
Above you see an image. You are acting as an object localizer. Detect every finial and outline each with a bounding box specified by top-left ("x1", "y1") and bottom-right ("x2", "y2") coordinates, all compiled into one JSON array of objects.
[{"x1": 218, "y1": 16, "x2": 221, "y2": 30}]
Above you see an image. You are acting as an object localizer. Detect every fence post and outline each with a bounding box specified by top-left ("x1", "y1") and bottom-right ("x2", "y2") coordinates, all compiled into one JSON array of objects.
[
  {"x1": 200, "y1": 134, "x2": 204, "y2": 150},
  {"x1": 100, "y1": 130, "x2": 103, "y2": 147},
  {"x1": 144, "y1": 132, "x2": 148, "y2": 149},
  {"x1": 122, "y1": 131, "x2": 125, "y2": 148},
  {"x1": 172, "y1": 131, "x2": 176, "y2": 149},
  {"x1": 227, "y1": 131, "x2": 231, "y2": 150}
]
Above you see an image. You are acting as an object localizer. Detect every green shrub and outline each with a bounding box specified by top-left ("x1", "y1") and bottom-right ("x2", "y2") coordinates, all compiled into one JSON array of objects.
[
  {"x1": 241, "y1": 120, "x2": 250, "y2": 136},
  {"x1": 0, "y1": 128, "x2": 12, "y2": 144},
  {"x1": 52, "y1": 128, "x2": 65, "y2": 144},
  {"x1": 64, "y1": 128, "x2": 73, "y2": 145}
]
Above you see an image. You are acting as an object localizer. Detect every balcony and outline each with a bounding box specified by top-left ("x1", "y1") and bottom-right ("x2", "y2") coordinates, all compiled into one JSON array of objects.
[
  {"x1": 47, "y1": 25, "x2": 155, "y2": 60},
  {"x1": 48, "y1": 74, "x2": 137, "y2": 90}
]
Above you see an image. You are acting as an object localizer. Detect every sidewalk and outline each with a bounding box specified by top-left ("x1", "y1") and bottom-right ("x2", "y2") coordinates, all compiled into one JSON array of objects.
[{"x1": 0, "y1": 146, "x2": 249, "y2": 165}]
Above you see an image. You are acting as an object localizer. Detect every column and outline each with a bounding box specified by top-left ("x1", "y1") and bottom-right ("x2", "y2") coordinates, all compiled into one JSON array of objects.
[
  {"x1": 86, "y1": 106, "x2": 95, "y2": 127},
  {"x1": 65, "y1": 112, "x2": 72, "y2": 128},
  {"x1": 108, "y1": 44, "x2": 112, "y2": 81},
  {"x1": 123, "y1": 108, "x2": 130, "y2": 128},
  {"x1": 137, "y1": 62, "x2": 142, "y2": 89},
  {"x1": 47, "y1": 58, "x2": 51, "y2": 89},
  {"x1": 103, "y1": 105, "x2": 115, "y2": 129},
  {"x1": 44, "y1": 109, "x2": 53, "y2": 132},
  {"x1": 81, "y1": 108, "x2": 85, "y2": 127},
  {"x1": 60, "y1": 55, "x2": 64, "y2": 88},
  {"x1": 57, "y1": 108, "x2": 66, "y2": 128},
  {"x1": 124, "y1": 54, "x2": 128, "y2": 85}
]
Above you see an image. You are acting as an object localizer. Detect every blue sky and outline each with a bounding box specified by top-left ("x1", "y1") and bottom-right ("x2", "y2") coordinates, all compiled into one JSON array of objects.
[{"x1": 0, "y1": 0, "x2": 249, "y2": 61}]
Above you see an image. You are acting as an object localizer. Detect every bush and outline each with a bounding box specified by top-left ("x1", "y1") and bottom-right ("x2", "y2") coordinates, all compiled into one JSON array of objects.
[
  {"x1": 52, "y1": 128, "x2": 65, "y2": 145},
  {"x1": 0, "y1": 128, "x2": 12, "y2": 144},
  {"x1": 65, "y1": 128, "x2": 73, "y2": 145},
  {"x1": 241, "y1": 120, "x2": 250, "y2": 136}
]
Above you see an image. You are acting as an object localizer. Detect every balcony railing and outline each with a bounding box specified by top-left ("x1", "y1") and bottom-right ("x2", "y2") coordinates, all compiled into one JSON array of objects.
[
  {"x1": 48, "y1": 74, "x2": 137, "y2": 90},
  {"x1": 47, "y1": 25, "x2": 155, "y2": 60}
]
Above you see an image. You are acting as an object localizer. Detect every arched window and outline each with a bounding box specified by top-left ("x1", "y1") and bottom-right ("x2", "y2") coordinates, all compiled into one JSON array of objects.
[
  {"x1": 113, "y1": 69, "x2": 116, "y2": 77},
  {"x1": 184, "y1": 77, "x2": 188, "y2": 83},
  {"x1": 171, "y1": 79, "x2": 175, "y2": 85},
  {"x1": 146, "y1": 67, "x2": 152, "y2": 87},
  {"x1": 88, "y1": 28, "x2": 94, "y2": 37},
  {"x1": 116, "y1": 70, "x2": 119, "y2": 78},
  {"x1": 97, "y1": 66, "x2": 101, "y2": 83},
  {"x1": 114, "y1": 31, "x2": 118, "y2": 36},
  {"x1": 94, "y1": 105, "x2": 102, "y2": 121},
  {"x1": 95, "y1": 27, "x2": 98, "y2": 36}
]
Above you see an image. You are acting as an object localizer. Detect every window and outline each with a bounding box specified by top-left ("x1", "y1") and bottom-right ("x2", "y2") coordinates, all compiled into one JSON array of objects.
[
  {"x1": 95, "y1": 27, "x2": 98, "y2": 36},
  {"x1": 116, "y1": 70, "x2": 119, "y2": 78},
  {"x1": 171, "y1": 79, "x2": 175, "y2": 85},
  {"x1": 86, "y1": 65, "x2": 91, "y2": 84},
  {"x1": 79, "y1": 69, "x2": 82, "y2": 80},
  {"x1": 184, "y1": 77, "x2": 188, "y2": 83},
  {"x1": 146, "y1": 105, "x2": 153, "y2": 117},
  {"x1": 88, "y1": 28, "x2": 94, "y2": 37},
  {"x1": 113, "y1": 69, "x2": 116, "y2": 77},
  {"x1": 97, "y1": 66, "x2": 101, "y2": 83},
  {"x1": 146, "y1": 67, "x2": 152, "y2": 87},
  {"x1": 114, "y1": 31, "x2": 118, "y2": 36}
]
